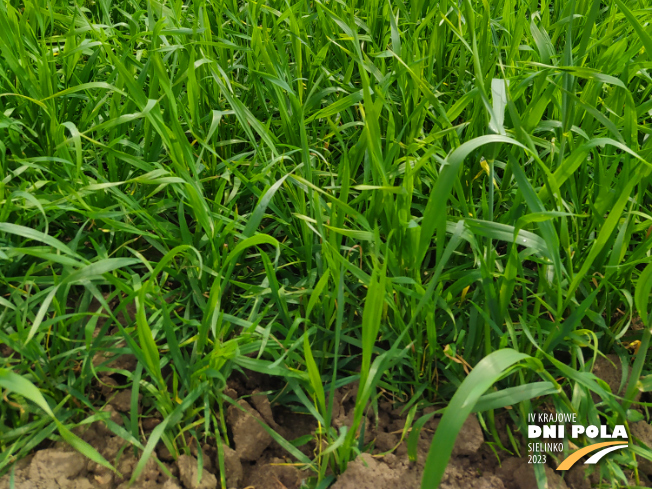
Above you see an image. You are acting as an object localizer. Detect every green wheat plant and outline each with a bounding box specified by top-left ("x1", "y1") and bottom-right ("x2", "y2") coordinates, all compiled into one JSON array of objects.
[{"x1": 1, "y1": 0, "x2": 652, "y2": 487}]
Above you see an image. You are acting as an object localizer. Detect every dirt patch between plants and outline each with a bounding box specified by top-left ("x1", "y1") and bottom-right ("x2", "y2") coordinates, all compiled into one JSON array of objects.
[{"x1": 1, "y1": 365, "x2": 647, "y2": 489}]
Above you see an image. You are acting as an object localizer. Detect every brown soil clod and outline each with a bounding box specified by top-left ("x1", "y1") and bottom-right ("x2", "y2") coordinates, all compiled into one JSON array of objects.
[
  {"x1": 161, "y1": 481, "x2": 183, "y2": 489},
  {"x1": 375, "y1": 431, "x2": 398, "y2": 452},
  {"x1": 591, "y1": 354, "x2": 623, "y2": 396},
  {"x1": 142, "y1": 417, "x2": 162, "y2": 431},
  {"x1": 591, "y1": 353, "x2": 642, "y2": 405},
  {"x1": 0, "y1": 344, "x2": 14, "y2": 358},
  {"x1": 250, "y1": 389, "x2": 282, "y2": 432},
  {"x1": 99, "y1": 376, "x2": 120, "y2": 397},
  {"x1": 190, "y1": 446, "x2": 214, "y2": 475},
  {"x1": 565, "y1": 465, "x2": 592, "y2": 489},
  {"x1": 109, "y1": 388, "x2": 141, "y2": 413},
  {"x1": 243, "y1": 457, "x2": 304, "y2": 489},
  {"x1": 177, "y1": 455, "x2": 217, "y2": 489},
  {"x1": 92, "y1": 348, "x2": 138, "y2": 375},
  {"x1": 496, "y1": 457, "x2": 568, "y2": 489},
  {"x1": 158, "y1": 444, "x2": 175, "y2": 462},
  {"x1": 331, "y1": 453, "x2": 418, "y2": 489},
  {"x1": 631, "y1": 421, "x2": 652, "y2": 477},
  {"x1": 31, "y1": 449, "x2": 86, "y2": 481},
  {"x1": 220, "y1": 445, "x2": 243, "y2": 488},
  {"x1": 227, "y1": 400, "x2": 273, "y2": 462},
  {"x1": 451, "y1": 415, "x2": 484, "y2": 456},
  {"x1": 0, "y1": 449, "x2": 91, "y2": 489}
]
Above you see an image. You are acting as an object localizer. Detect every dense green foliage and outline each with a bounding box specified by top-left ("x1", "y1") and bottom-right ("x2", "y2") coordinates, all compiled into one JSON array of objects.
[{"x1": 2, "y1": 0, "x2": 652, "y2": 486}]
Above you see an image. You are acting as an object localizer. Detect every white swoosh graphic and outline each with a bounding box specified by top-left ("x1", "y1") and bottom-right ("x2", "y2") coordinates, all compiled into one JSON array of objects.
[{"x1": 584, "y1": 444, "x2": 628, "y2": 464}]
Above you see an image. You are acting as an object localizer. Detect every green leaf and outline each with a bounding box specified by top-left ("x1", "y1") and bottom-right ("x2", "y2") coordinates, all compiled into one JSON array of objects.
[
  {"x1": 0, "y1": 369, "x2": 113, "y2": 471},
  {"x1": 473, "y1": 382, "x2": 558, "y2": 412},
  {"x1": 421, "y1": 349, "x2": 530, "y2": 489},
  {"x1": 635, "y1": 264, "x2": 652, "y2": 327},
  {"x1": 303, "y1": 333, "x2": 327, "y2": 418}
]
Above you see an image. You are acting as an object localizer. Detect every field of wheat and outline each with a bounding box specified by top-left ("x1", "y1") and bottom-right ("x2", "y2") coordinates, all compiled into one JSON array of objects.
[{"x1": 1, "y1": 0, "x2": 652, "y2": 488}]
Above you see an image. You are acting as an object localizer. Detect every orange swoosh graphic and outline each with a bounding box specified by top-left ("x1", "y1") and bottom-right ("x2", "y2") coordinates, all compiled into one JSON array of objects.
[{"x1": 556, "y1": 441, "x2": 628, "y2": 471}]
